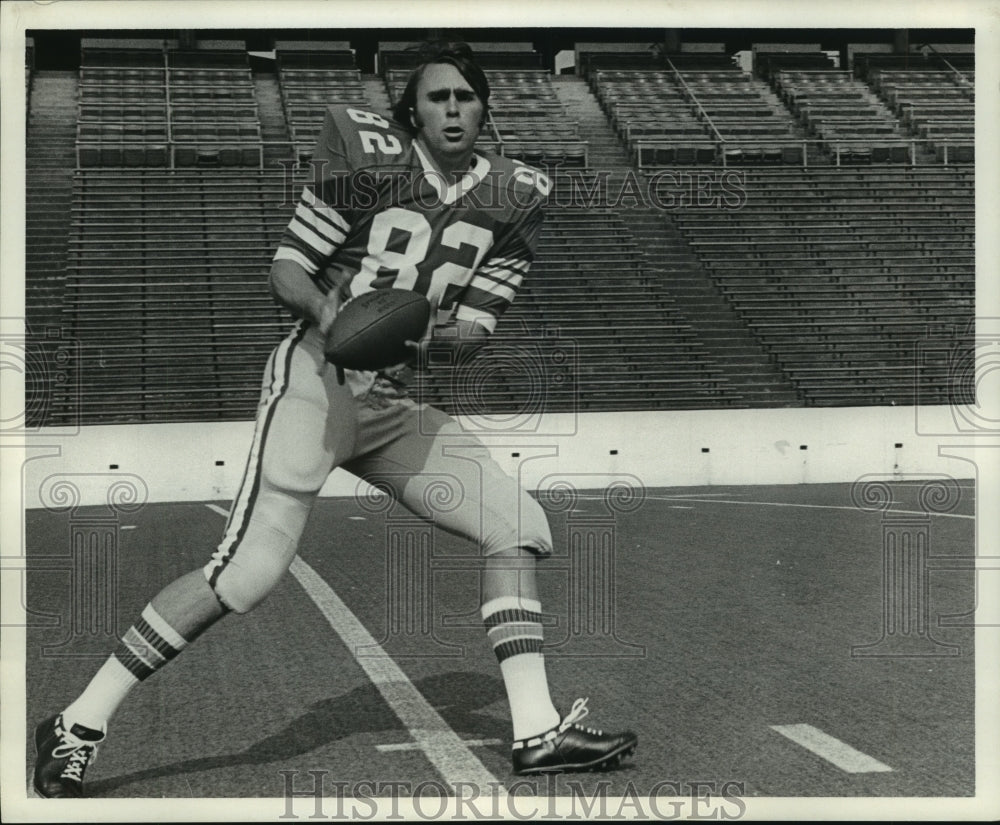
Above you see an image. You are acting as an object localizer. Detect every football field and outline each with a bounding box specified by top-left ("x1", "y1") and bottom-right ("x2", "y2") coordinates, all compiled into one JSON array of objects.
[{"x1": 25, "y1": 481, "x2": 976, "y2": 807}]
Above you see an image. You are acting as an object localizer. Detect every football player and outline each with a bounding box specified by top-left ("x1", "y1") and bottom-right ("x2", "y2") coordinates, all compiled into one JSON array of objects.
[{"x1": 32, "y1": 41, "x2": 636, "y2": 798}]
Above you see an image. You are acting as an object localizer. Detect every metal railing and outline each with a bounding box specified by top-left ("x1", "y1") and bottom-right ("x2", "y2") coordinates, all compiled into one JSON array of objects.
[
  {"x1": 664, "y1": 57, "x2": 725, "y2": 144},
  {"x1": 916, "y1": 43, "x2": 974, "y2": 90},
  {"x1": 634, "y1": 136, "x2": 973, "y2": 169}
]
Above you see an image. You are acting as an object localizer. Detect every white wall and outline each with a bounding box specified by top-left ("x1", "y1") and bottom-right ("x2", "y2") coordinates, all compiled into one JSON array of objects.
[{"x1": 18, "y1": 405, "x2": 976, "y2": 510}]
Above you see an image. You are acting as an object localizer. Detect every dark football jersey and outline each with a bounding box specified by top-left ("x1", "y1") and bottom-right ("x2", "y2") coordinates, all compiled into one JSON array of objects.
[{"x1": 274, "y1": 105, "x2": 549, "y2": 335}]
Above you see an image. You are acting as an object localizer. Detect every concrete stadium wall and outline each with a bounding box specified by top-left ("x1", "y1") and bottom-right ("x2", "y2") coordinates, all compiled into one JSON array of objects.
[{"x1": 18, "y1": 405, "x2": 978, "y2": 510}]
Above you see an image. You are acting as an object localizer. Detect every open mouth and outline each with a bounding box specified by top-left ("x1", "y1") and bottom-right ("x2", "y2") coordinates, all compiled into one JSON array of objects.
[{"x1": 443, "y1": 127, "x2": 464, "y2": 141}]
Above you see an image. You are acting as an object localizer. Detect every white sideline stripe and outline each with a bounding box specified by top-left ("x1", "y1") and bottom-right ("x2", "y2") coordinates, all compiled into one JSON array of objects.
[
  {"x1": 378, "y1": 738, "x2": 503, "y2": 752},
  {"x1": 771, "y1": 724, "x2": 893, "y2": 773},
  {"x1": 573, "y1": 494, "x2": 974, "y2": 520},
  {"x1": 668, "y1": 492, "x2": 748, "y2": 498},
  {"x1": 289, "y1": 557, "x2": 506, "y2": 795},
  {"x1": 204, "y1": 504, "x2": 505, "y2": 796},
  {"x1": 654, "y1": 496, "x2": 975, "y2": 520}
]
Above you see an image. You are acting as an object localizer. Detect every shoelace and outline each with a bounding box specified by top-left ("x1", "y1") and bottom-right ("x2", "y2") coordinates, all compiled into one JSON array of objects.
[
  {"x1": 559, "y1": 697, "x2": 604, "y2": 736},
  {"x1": 52, "y1": 728, "x2": 99, "y2": 781}
]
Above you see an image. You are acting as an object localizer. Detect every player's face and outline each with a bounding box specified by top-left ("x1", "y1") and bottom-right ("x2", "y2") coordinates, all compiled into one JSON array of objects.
[{"x1": 412, "y1": 62, "x2": 484, "y2": 174}]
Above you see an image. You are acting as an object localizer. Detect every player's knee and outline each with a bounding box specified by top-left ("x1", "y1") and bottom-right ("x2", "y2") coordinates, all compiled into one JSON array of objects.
[
  {"x1": 213, "y1": 585, "x2": 264, "y2": 616},
  {"x1": 204, "y1": 518, "x2": 300, "y2": 614},
  {"x1": 483, "y1": 493, "x2": 553, "y2": 558},
  {"x1": 209, "y1": 558, "x2": 285, "y2": 614}
]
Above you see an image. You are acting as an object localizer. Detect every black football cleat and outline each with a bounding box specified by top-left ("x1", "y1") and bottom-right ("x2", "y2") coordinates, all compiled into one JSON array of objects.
[
  {"x1": 33, "y1": 714, "x2": 104, "y2": 798},
  {"x1": 511, "y1": 698, "x2": 637, "y2": 775}
]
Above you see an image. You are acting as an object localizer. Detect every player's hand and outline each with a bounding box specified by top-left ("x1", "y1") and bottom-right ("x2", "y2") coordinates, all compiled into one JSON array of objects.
[
  {"x1": 376, "y1": 339, "x2": 427, "y2": 390},
  {"x1": 404, "y1": 338, "x2": 431, "y2": 371},
  {"x1": 317, "y1": 292, "x2": 345, "y2": 384},
  {"x1": 317, "y1": 292, "x2": 343, "y2": 337}
]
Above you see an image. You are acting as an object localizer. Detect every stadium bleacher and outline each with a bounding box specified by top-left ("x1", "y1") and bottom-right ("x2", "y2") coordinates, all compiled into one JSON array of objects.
[
  {"x1": 75, "y1": 41, "x2": 263, "y2": 169},
  {"x1": 275, "y1": 45, "x2": 370, "y2": 160},
  {"x1": 865, "y1": 69, "x2": 973, "y2": 163},
  {"x1": 25, "y1": 36, "x2": 976, "y2": 425},
  {"x1": 668, "y1": 165, "x2": 974, "y2": 405},
  {"x1": 771, "y1": 67, "x2": 909, "y2": 164},
  {"x1": 587, "y1": 56, "x2": 806, "y2": 168}
]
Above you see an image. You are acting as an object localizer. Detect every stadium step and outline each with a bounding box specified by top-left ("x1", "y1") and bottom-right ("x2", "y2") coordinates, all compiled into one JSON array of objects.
[
  {"x1": 549, "y1": 74, "x2": 800, "y2": 407},
  {"x1": 624, "y1": 212, "x2": 801, "y2": 402},
  {"x1": 551, "y1": 75, "x2": 634, "y2": 169},
  {"x1": 26, "y1": 70, "x2": 80, "y2": 342},
  {"x1": 252, "y1": 67, "x2": 293, "y2": 166}
]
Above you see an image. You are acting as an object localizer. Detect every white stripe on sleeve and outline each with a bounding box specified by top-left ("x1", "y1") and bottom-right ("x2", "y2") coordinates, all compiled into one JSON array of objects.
[
  {"x1": 288, "y1": 220, "x2": 336, "y2": 258},
  {"x1": 294, "y1": 203, "x2": 347, "y2": 247},
  {"x1": 273, "y1": 246, "x2": 319, "y2": 274},
  {"x1": 456, "y1": 306, "x2": 497, "y2": 333},
  {"x1": 303, "y1": 188, "x2": 352, "y2": 233},
  {"x1": 470, "y1": 275, "x2": 518, "y2": 303}
]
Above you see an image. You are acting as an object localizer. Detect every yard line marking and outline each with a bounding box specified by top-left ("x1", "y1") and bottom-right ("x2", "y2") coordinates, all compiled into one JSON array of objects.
[
  {"x1": 667, "y1": 492, "x2": 749, "y2": 498},
  {"x1": 891, "y1": 480, "x2": 977, "y2": 490},
  {"x1": 571, "y1": 493, "x2": 973, "y2": 519},
  {"x1": 655, "y1": 496, "x2": 972, "y2": 520},
  {"x1": 771, "y1": 724, "x2": 893, "y2": 773},
  {"x1": 572, "y1": 492, "x2": 735, "y2": 500},
  {"x1": 378, "y1": 738, "x2": 503, "y2": 752},
  {"x1": 290, "y1": 558, "x2": 506, "y2": 795},
  {"x1": 204, "y1": 504, "x2": 505, "y2": 797},
  {"x1": 668, "y1": 505, "x2": 694, "y2": 510}
]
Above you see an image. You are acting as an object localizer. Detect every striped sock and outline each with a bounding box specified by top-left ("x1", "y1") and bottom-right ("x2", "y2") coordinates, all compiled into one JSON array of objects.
[
  {"x1": 62, "y1": 604, "x2": 188, "y2": 732},
  {"x1": 482, "y1": 596, "x2": 561, "y2": 741}
]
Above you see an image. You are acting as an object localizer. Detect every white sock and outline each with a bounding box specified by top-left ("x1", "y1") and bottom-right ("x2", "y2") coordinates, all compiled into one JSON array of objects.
[
  {"x1": 62, "y1": 604, "x2": 189, "y2": 732},
  {"x1": 62, "y1": 656, "x2": 136, "y2": 733},
  {"x1": 482, "y1": 596, "x2": 561, "y2": 741}
]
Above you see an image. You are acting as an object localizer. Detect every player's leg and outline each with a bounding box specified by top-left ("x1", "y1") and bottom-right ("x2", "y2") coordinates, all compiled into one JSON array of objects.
[
  {"x1": 35, "y1": 325, "x2": 354, "y2": 797},
  {"x1": 346, "y1": 400, "x2": 636, "y2": 773},
  {"x1": 346, "y1": 400, "x2": 559, "y2": 736}
]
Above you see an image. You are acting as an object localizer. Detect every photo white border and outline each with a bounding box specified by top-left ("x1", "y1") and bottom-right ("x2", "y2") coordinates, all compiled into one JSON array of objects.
[{"x1": 2, "y1": 0, "x2": 997, "y2": 821}]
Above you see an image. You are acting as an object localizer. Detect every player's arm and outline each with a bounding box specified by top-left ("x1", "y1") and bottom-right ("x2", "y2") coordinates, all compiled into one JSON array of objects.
[
  {"x1": 269, "y1": 258, "x2": 340, "y2": 335},
  {"x1": 452, "y1": 192, "x2": 545, "y2": 339},
  {"x1": 394, "y1": 195, "x2": 544, "y2": 375},
  {"x1": 402, "y1": 316, "x2": 490, "y2": 373},
  {"x1": 270, "y1": 106, "x2": 357, "y2": 333}
]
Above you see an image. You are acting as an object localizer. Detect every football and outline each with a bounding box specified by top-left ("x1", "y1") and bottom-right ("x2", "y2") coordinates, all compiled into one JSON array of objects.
[{"x1": 324, "y1": 289, "x2": 431, "y2": 371}]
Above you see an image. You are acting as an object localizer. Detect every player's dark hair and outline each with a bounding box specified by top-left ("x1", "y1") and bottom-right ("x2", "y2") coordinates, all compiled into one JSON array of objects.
[{"x1": 391, "y1": 41, "x2": 490, "y2": 135}]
